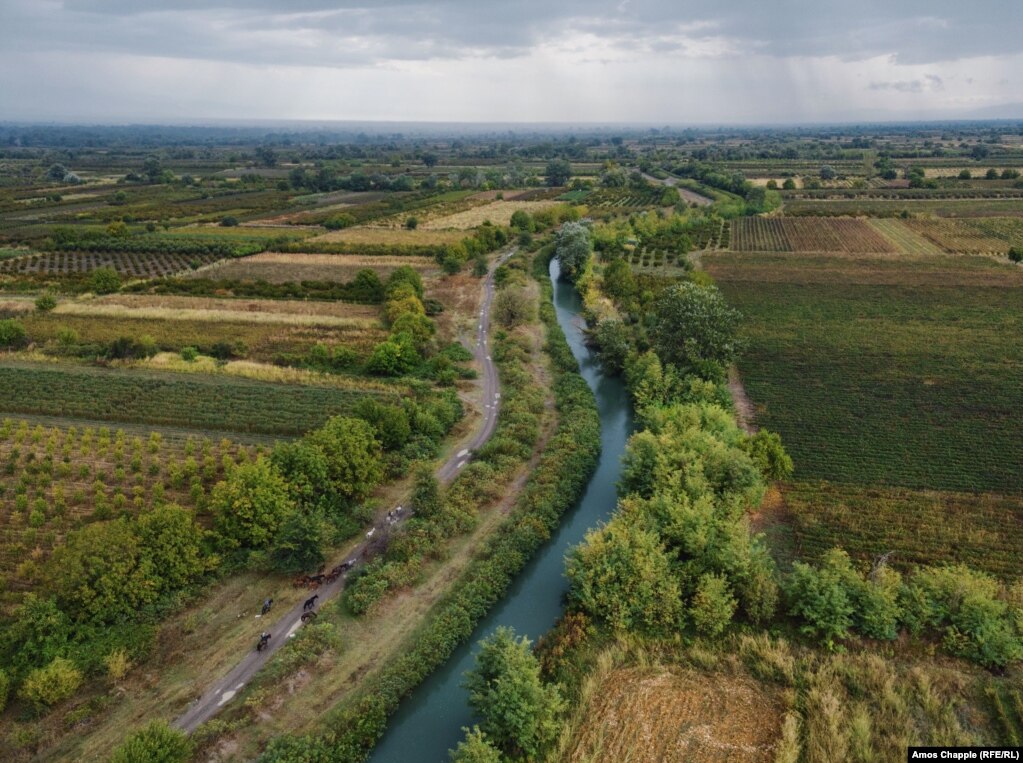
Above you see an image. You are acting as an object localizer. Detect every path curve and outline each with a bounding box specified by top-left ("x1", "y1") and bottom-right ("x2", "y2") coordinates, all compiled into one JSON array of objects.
[{"x1": 173, "y1": 248, "x2": 515, "y2": 734}]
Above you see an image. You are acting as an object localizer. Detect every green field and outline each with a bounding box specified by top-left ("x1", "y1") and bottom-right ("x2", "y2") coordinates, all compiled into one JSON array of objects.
[
  {"x1": 0, "y1": 361, "x2": 397, "y2": 436},
  {"x1": 719, "y1": 280, "x2": 1023, "y2": 494}
]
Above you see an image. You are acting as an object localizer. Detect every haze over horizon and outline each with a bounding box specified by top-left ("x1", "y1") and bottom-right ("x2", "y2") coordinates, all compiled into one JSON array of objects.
[{"x1": 2, "y1": 0, "x2": 1022, "y2": 124}]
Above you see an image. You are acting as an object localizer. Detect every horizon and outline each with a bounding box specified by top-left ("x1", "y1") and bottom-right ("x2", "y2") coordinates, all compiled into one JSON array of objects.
[{"x1": 3, "y1": 1, "x2": 1022, "y2": 124}]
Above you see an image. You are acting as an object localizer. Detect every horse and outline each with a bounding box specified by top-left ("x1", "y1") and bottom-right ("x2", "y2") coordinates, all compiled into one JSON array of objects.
[
  {"x1": 303, "y1": 595, "x2": 318, "y2": 611},
  {"x1": 261, "y1": 598, "x2": 273, "y2": 616},
  {"x1": 256, "y1": 632, "x2": 271, "y2": 651},
  {"x1": 300, "y1": 611, "x2": 318, "y2": 623}
]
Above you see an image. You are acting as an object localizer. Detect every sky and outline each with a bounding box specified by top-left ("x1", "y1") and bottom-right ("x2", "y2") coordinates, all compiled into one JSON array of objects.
[{"x1": 1, "y1": 0, "x2": 1022, "y2": 124}]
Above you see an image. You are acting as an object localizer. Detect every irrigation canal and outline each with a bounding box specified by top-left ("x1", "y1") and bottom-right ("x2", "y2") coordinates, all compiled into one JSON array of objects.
[{"x1": 370, "y1": 258, "x2": 634, "y2": 762}]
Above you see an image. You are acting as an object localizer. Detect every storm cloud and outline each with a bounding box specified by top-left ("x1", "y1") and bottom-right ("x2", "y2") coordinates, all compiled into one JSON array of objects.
[{"x1": 1, "y1": 0, "x2": 1021, "y2": 122}]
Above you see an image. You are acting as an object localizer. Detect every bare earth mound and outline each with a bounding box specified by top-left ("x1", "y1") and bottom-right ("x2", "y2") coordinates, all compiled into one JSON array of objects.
[{"x1": 567, "y1": 666, "x2": 784, "y2": 762}]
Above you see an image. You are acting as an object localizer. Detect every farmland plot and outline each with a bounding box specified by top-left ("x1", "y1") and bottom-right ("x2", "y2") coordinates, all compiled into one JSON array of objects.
[
  {"x1": 730, "y1": 217, "x2": 896, "y2": 253},
  {"x1": 720, "y1": 281, "x2": 1023, "y2": 494},
  {"x1": 0, "y1": 361, "x2": 398, "y2": 436},
  {"x1": 0, "y1": 418, "x2": 257, "y2": 602},
  {"x1": 0, "y1": 249, "x2": 225, "y2": 278},
  {"x1": 189, "y1": 252, "x2": 439, "y2": 283},
  {"x1": 906, "y1": 217, "x2": 1023, "y2": 254},
  {"x1": 419, "y1": 200, "x2": 560, "y2": 229}
]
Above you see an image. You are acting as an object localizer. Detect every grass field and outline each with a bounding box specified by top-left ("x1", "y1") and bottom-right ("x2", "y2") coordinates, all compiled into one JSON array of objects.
[
  {"x1": 0, "y1": 361, "x2": 397, "y2": 436},
  {"x1": 311, "y1": 227, "x2": 468, "y2": 245},
  {"x1": 90, "y1": 293, "x2": 382, "y2": 319},
  {"x1": 867, "y1": 219, "x2": 946, "y2": 255},
  {"x1": 730, "y1": 217, "x2": 896, "y2": 253},
  {"x1": 718, "y1": 280, "x2": 1023, "y2": 494},
  {"x1": 188, "y1": 252, "x2": 440, "y2": 283},
  {"x1": 21, "y1": 311, "x2": 385, "y2": 361},
  {"x1": 51, "y1": 300, "x2": 381, "y2": 329},
  {"x1": 420, "y1": 199, "x2": 559, "y2": 229}
]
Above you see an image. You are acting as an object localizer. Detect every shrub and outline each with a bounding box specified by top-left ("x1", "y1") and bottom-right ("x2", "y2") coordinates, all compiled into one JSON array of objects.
[
  {"x1": 35, "y1": 293, "x2": 57, "y2": 312},
  {"x1": 0, "y1": 669, "x2": 9, "y2": 713},
  {"x1": 180, "y1": 346, "x2": 199, "y2": 362},
  {"x1": 89, "y1": 267, "x2": 121, "y2": 294},
  {"x1": 0, "y1": 318, "x2": 27, "y2": 348},
  {"x1": 19, "y1": 657, "x2": 83, "y2": 708},
  {"x1": 1008, "y1": 248, "x2": 1022, "y2": 263},
  {"x1": 220, "y1": 216, "x2": 239, "y2": 227},
  {"x1": 111, "y1": 720, "x2": 193, "y2": 763}
]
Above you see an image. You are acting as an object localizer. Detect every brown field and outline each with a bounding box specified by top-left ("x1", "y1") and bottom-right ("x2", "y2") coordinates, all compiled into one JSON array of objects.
[
  {"x1": 703, "y1": 251, "x2": 1023, "y2": 287},
  {"x1": 567, "y1": 666, "x2": 783, "y2": 762},
  {"x1": 91, "y1": 294, "x2": 381, "y2": 319},
  {"x1": 421, "y1": 199, "x2": 560, "y2": 230},
  {"x1": 310, "y1": 227, "x2": 468, "y2": 246},
  {"x1": 730, "y1": 217, "x2": 897, "y2": 253},
  {"x1": 188, "y1": 252, "x2": 440, "y2": 283}
]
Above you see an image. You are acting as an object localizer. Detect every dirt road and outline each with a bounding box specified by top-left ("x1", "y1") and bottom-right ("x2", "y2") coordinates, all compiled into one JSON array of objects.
[{"x1": 172, "y1": 248, "x2": 515, "y2": 734}]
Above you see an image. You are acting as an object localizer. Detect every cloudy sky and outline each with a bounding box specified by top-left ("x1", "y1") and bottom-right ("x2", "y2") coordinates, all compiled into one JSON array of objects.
[{"x1": 2, "y1": 0, "x2": 1022, "y2": 124}]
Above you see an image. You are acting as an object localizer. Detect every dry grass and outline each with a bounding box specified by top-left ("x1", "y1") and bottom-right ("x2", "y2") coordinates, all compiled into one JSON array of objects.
[
  {"x1": 92, "y1": 294, "x2": 381, "y2": 319},
  {"x1": 134, "y1": 354, "x2": 401, "y2": 393},
  {"x1": 54, "y1": 301, "x2": 382, "y2": 329},
  {"x1": 421, "y1": 200, "x2": 560, "y2": 230},
  {"x1": 566, "y1": 666, "x2": 785, "y2": 762},
  {"x1": 188, "y1": 252, "x2": 440, "y2": 284},
  {"x1": 311, "y1": 227, "x2": 468, "y2": 245}
]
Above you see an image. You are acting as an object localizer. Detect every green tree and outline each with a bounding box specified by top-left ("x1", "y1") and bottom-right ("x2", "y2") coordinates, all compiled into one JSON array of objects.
[
  {"x1": 89, "y1": 266, "x2": 122, "y2": 294},
  {"x1": 602, "y1": 257, "x2": 636, "y2": 305},
  {"x1": 650, "y1": 281, "x2": 743, "y2": 379},
  {"x1": 387, "y1": 265, "x2": 424, "y2": 299},
  {"x1": 270, "y1": 439, "x2": 331, "y2": 505},
  {"x1": 554, "y1": 221, "x2": 592, "y2": 283},
  {"x1": 354, "y1": 399, "x2": 412, "y2": 451},
  {"x1": 566, "y1": 516, "x2": 683, "y2": 634},
  {"x1": 785, "y1": 548, "x2": 859, "y2": 650},
  {"x1": 19, "y1": 656, "x2": 83, "y2": 708},
  {"x1": 0, "y1": 669, "x2": 9, "y2": 713},
  {"x1": 509, "y1": 209, "x2": 533, "y2": 231},
  {"x1": 593, "y1": 318, "x2": 630, "y2": 374},
  {"x1": 690, "y1": 572, "x2": 738, "y2": 636},
  {"x1": 450, "y1": 726, "x2": 502, "y2": 763},
  {"x1": 544, "y1": 158, "x2": 572, "y2": 186},
  {"x1": 782, "y1": 178, "x2": 797, "y2": 190},
  {"x1": 819, "y1": 165, "x2": 836, "y2": 180},
  {"x1": 111, "y1": 720, "x2": 194, "y2": 763},
  {"x1": 270, "y1": 509, "x2": 328, "y2": 574},
  {"x1": 410, "y1": 465, "x2": 443, "y2": 518},
  {"x1": 210, "y1": 459, "x2": 295, "y2": 551},
  {"x1": 1008, "y1": 247, "x2": 1022, "y2": 263},
  {"x1": 494, "y1": 286, "x2": 535, "y2": 328},
  {"x1": 304, "y1": 417, "x2": 384, "y2": 504},
  {"x1": 47, "y1": 519, "x2": 157, "y2": 623},
  {"x1": 464, "y1": 627, "x2": 565, "y2": 759},
  {"x1": 136, "y1": 504, "x2": 211, "y2": 593},
  {"x1": 1, "y1": 594, "x2": 71, "y2": 678},
  {"x1": 741, "y1": 429, "x2": 794, "y2": 481}
]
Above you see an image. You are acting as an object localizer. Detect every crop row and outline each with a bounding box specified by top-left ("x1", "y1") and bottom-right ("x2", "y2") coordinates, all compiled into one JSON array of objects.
[
  {"x1": 730, "y1": 217, "x2": 896, "y2": 253},
  {"x1": 721, "y1": 280, "x2": 1023, "y2": 495},
  {"x1": 907, "y1": 217, "x2": 1023, "y2": 253},
  {"x1": 0, "y1": 362, "x2": 395, "y2": 436},
  {"x1": 0, "y1": 250, "x2": 224, "y2": 277}
]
